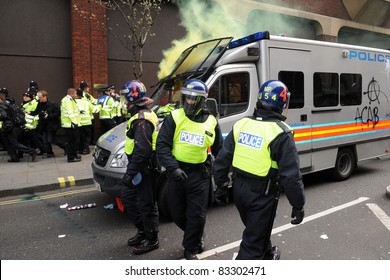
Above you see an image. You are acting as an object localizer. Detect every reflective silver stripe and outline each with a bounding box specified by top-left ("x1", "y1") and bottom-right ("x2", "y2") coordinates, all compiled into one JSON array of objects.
[
  {"x1": 102, "y1": 105, "x2": 113, "y2": 110},
  {"x1": 92, "y1": 105, "x2": 100, "y2": 113}
]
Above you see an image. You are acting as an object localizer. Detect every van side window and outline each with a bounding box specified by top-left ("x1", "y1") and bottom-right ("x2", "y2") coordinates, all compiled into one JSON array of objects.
[
  {"x1": 278, "y1": 71, "x2": 304, "y2": 109},
  {"x1": 340, "y1": 73, "x2": 362, "y2": 106},
  {"x1": 209, "y1": 72, "x2": 249, "y2": 118},
  {"x1": 313, "y1": 72, "x2": 339, "y2": 107}
]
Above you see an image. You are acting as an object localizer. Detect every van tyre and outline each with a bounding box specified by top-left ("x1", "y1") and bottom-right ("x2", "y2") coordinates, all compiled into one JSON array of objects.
[{"x1": 330, "y1": 148, "x2": 356, "y2": 181}]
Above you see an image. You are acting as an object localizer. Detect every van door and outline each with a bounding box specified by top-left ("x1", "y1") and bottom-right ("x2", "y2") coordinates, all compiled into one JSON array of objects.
[
  {"x1": 206, "y1": 64, "x2": 259, "y2": 135},
  {"x1": 269, "y1": 47, "x2": 312, "y2": 171}
]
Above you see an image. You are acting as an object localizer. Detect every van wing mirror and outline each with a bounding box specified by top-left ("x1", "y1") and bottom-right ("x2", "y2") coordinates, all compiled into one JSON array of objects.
[{"x1": 205, "y1": 98, "x2": 219, "y2": 119}]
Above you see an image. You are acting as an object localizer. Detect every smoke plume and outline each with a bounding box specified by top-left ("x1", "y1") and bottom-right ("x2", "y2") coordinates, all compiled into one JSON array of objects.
[
  {"x1": 157, "y1": 0, "x2": 316, "y2": 79},
  {"x1": 157, "y1": 0, "x2": 247, "y2": 79}
]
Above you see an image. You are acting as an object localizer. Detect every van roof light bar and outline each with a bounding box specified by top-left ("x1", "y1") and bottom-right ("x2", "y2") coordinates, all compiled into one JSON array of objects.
[{"x1": 229, "y1": 31, "x2": 270, "y2": 49}]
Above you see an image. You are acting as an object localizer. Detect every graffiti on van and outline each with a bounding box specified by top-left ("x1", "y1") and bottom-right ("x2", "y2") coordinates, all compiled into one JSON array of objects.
[{"x1": 354, "y1": 78, "x2": 389, "y2": 129}]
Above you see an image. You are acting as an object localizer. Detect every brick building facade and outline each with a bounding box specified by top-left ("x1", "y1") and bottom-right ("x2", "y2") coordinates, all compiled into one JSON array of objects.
[
  {"x1": 0, "y1": 0, "x2": 388, "y2": 105},
  {"x1": 70, "y1": 0, "x2": 108, "y2": 91}
]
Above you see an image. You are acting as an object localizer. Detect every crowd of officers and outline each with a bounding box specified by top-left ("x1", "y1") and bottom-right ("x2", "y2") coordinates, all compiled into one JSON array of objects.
[
  {"x1": 1, "y1": 78, "x2": 305, "y2": 260},
  {"x1": 118, "y1": 79, "x2": 305, "y2": 260},
  {"x1": 0, "y1": 81, "x2": 129, "y2": 163}
]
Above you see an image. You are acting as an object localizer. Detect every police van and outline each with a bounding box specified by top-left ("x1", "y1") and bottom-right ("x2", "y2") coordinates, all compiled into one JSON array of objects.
[{"x1": 92, "y1": 31, "x2": 390, "y2": 217}]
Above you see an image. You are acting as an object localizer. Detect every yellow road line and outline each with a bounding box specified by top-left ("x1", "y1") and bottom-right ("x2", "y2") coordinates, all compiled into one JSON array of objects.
[{"x1": 0, "y1": 187, "x2": 96, "y2": 206}]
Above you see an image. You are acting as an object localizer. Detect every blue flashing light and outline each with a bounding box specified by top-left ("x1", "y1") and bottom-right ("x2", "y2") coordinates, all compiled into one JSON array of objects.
[{"x1": 229, "y1": 31, "x2": 270, "y2": 49}]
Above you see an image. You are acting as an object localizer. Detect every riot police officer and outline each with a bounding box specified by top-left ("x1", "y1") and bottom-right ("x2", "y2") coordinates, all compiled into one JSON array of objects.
[
  {"x1": 212, "y1": 80, "x2": 305, "y2": 260},
  {"x1": 157, "y1": 79, "x2": 222, "y2": 260},
  {"x1": 120, "y1": 80, "x2": 160, "y2": 255}
]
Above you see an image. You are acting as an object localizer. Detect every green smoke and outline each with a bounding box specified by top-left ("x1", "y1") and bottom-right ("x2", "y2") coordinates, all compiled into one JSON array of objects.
[
  {"x1": 157, "y1": 0, "x2": 248, "y2": 79},
  {"x1": 157, "y1": 0, "x2": 317, "y2": 79}
]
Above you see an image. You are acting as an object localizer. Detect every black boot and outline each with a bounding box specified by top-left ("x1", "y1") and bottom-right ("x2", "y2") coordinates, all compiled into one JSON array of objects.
[
  {"x1": 184, "y1": 249, "x2": 198, "y2": 260},
  {"x1": 127, "y1": 230, "x2": 146, "y2": 246},
  {"x1": 264, "y1": 246, "x2": 281, "y2": 260},
  {"x1": 198, "y1": 234, "x2": 205, "y2": 253},
  {"x1": 132, "y1": 231, "x2": 159, "y2": 255}
]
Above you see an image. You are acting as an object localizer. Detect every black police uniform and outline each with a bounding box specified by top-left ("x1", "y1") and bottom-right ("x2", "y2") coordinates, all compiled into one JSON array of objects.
[
  {"x1": 121, "y1": 105, "x2": 159, "y2": 254},
  {"x1": 157, "y1": 109, "x2": 222, "y2": 258},
  {"x1": 32, "y1": 99, "x2": 67, "y2": 156},
  {"x1": 0, "y1": 100, "x2": 37, "y2": 161},
  {"x1": 213, "y1": 107, "x2": 305, "y2": 260}
]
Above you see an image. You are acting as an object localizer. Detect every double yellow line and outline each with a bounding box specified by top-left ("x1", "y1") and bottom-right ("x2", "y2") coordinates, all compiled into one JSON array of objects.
[{"x1": 0, "y1": 187, "x2": 96, "y2": 206}]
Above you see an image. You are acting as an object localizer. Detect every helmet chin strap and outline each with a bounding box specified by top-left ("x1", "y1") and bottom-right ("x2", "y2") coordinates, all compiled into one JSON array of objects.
[
  {"x1": 135, "y1": 97, "x2": 153, "y2": 107},
  {"x1": 127, "y1": 105, "x2": 138, "y2": 117}
]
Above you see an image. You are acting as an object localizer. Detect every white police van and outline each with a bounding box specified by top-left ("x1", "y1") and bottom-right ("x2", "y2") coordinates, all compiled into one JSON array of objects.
[{"x1": 92, "y1": 31, "x2": 390, "y2": 217}]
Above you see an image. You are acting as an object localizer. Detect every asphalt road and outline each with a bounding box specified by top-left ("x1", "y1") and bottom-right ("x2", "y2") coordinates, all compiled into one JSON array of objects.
[{"x1": 1, "y1": 157, "x2": 389, "y2": 260}]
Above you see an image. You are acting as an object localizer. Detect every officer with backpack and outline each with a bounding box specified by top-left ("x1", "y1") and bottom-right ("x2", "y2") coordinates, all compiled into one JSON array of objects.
[
  {"x1": 156, "y1": 79, "x2": 222, "y2": 260},
  {"x1": 120, "y1": 80, "x2": 160, "y2": 255}
]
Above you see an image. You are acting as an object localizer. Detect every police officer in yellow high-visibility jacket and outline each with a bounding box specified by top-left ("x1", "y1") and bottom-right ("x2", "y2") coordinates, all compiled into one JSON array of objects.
[
  {"x1": 80, "y1": 81, "x2": 98, "y2": 145},
  {"x1": 61, "y1": 88, "x2": 81, "y2": 162},
  {"x1": 75, "y1": 88, "x2": 99, "y2": 155},
  {"x1": 80, "y1": 81, "x2": 97, "y2": 106},
  {"x1": 110, "y1": 85, "x2": 124, "y2": 124},
  {"x1": 157, "y1": 79, "x2": 222, "y2": 260},
  {"x1": 213, "y1": 80, "x2": 305, "y2": 260},
  {"x1": 97, "y1": 86, "x2": 116, "y2": 136},
  {"x1": 120, "y1": 80, "x2": 160, "y2": 255},
  {"x1": 22, "y1": 90, "x2": 45, "y2": 154}
]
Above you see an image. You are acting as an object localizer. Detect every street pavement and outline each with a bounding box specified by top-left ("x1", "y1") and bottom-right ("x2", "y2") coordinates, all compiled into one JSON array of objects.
[
  {"x1": 0, "y1": 145, "x2": 94, "y2": 198},
  {"x1": 1, "y1": 144, "x2": 389, "y2": 199}
]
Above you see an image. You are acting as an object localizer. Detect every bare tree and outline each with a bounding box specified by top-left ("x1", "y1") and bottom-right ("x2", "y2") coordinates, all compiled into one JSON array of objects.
[{"x1": 74, "y1": 0, "x2": 164, "y2": 79}]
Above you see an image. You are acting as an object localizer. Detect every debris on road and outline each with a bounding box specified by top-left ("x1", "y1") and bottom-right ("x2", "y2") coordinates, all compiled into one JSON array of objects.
[
  {"x1": 320, "y1": 234, "x2": 329, "y2": 240},
  {"x1": 67, "y1": 203, "x2": 96, "y2": 211},
  {"x1": 103, "y1": 203, "x2": 116, "y2": 210}
]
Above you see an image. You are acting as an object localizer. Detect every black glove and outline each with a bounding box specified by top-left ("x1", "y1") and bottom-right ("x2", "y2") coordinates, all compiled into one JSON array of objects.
[
  {"x1": 214, "y1": 185, "x2": 228, "y2": 206},
  {"x1": 170, "y1": 168, "x2": 188, "y2": 181},
  {"x1": 291, "y1": 207, "x2": 304, "y2": 225},
  {"x1": 3, "y1": 120, "x2": 13, "y2": 132},
  {"x1": 122, "y1": 173, "x2": 133, "y2": 187}
]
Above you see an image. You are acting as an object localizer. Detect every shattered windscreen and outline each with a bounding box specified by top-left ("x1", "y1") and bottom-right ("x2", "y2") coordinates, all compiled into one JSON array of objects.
[{"x1": 151, "y1": 37, "x2": 233, "y2": 112}]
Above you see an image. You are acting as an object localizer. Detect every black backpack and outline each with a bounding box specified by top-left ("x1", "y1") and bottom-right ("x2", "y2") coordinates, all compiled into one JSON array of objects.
[
  {"x1": 10, "y1": 104, "x2": 26, "y2": 127},
  {"x1": 0, "y1": 104, "x2": 7, "y2": 121}
]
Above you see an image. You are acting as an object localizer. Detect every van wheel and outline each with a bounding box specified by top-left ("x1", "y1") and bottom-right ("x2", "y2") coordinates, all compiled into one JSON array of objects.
[
  {"x1": 157, "y1": 174, "x2": 172, "y2": 221},
  {"x1": 330, "y1": 148, "x2": 356, "y2": 181}
]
